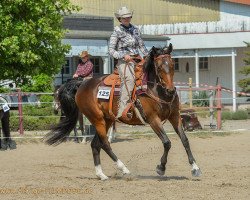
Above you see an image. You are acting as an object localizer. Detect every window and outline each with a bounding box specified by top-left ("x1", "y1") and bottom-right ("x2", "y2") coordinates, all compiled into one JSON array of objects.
[
  {"x1": 90, "y1": 57, "x2": 103, "y2": 76},
  {"x1": 199, "y1": 57, "x2": 208, "y2": 70},
  {"x1": 174, "y1": 58, "x2": 179, "y2": 71},
  {"x1": 62, "y1": 59, "x2": 70, "y2": 74}
]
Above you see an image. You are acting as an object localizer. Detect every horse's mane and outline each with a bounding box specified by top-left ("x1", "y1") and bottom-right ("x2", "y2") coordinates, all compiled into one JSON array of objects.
[
  {"x1": 58, "y1": 79, "x2": 82, "y2": 101},
  {"x1": 144, "y1": 46, "x2": 165, "y2": 74}
]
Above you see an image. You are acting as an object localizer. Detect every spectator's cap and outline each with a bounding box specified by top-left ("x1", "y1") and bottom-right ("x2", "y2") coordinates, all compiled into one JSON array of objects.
[
  {"x1": 114, "y1": 6, "x2": 133, "y2": 19},
  {"x1": 79, "y1": 51, "x2": 91, "y2": 58}
]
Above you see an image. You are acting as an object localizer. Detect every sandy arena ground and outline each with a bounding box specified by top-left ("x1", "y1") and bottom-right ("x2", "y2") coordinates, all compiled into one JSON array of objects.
[{"x1": 1, "y1": 120, "x2": 250, "y2": 200}]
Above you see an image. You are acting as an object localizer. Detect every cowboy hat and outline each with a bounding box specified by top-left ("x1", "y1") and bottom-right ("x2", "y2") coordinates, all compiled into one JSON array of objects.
[
  {"x1": 114, "y1": 6, "x2": 133, "y2": 19},
  {"x1": 79, "y1": 51, "x2": 91, "y2": 58}
]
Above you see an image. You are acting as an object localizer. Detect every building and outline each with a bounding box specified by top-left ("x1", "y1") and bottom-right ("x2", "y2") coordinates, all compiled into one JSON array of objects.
[
  {"x1": 61, "y1": 0, "x2": 250, "y2": 110},
  {"x1": 139, "y1": 0, "x2": 250, "y2": 110}
]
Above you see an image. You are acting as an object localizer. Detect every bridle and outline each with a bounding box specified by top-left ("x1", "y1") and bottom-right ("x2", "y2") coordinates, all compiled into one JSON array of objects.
[
  {"x1": 153, "y1": 54, "x2": 173, "y2": 89},
  {"x1": 146, "y1": 53, "x2": 177, "y2": 105}
]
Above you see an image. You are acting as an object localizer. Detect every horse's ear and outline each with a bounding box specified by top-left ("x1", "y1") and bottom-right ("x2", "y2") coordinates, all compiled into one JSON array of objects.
[
  {"x1": 152, "y1": 46, "x2": 156, "y2": 52},
  {"x1": 150, "y1": 46, "x2": 156, "y2": 57},
  {"x1": 165, "y1": 43, "x2": 173, "y2": 54},
  {"x1": 163, "y1": 43, "x2": 173, "y2": 54}
]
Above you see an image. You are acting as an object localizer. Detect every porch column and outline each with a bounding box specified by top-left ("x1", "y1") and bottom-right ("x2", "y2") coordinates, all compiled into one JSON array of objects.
[
  {"x1": 195, "y1": 49, "x2": 199, "y2": 87},
  {"x1": 231, "y1": 48, "x2": 237, "y2": 111},
  {"x1": 102, "y1": 56, "x2": 109, "y2": 74}
]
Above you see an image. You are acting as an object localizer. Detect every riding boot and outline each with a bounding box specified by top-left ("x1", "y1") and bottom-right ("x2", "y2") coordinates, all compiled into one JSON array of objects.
[{"x1": 135, "y1": 99, "x2": 147, "y2": 121}]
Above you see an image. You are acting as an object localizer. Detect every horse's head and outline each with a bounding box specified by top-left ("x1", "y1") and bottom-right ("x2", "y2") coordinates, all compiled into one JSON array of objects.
[{"x1": 146, "y1": 44, "x2": 175, "y2": 95}]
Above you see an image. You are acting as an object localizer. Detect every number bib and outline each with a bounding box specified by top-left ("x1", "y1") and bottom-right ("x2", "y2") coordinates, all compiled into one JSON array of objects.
[
  {"x1": 2, "y1": 103, "x2": 10, "y2": 112},
  {"x1": 97, "y1": 89, "x2": 111, "y2": 99}
]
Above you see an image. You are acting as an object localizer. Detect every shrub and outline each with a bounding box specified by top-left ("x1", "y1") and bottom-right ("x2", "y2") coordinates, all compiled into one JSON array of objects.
[
  {"x1": 22, "y1": 105, "x2": 55, "y2": 116},
  {"x1": 9, "y1": 115, "x2": 59, "y2": 131},
  {"x1": 247, "y1": 108, "x2": 250, "y2": 119},
  {"x1": 222, "y1": 110, "x2": 248, "y2": 120},
  {"x1": 232, "y1": 110, "x2": 248, "y2": 120},
  {"x1": 193, "y1": 91, "x2": 209, "y2": 107},
  {"x1": 9, "y1": 102, "x2": 60, "y2": 131},
  {"x1": 222, "y1": 111, "x2": 232, "y2": 120},
  {"x1": 39, "y1": 94, "x2": 54, "y2": 108}
]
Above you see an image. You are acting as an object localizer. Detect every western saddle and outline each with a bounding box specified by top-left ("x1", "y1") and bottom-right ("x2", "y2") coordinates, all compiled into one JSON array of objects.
[{"x1": 101, "y1": 56, "x2": 147, "y2": 121}]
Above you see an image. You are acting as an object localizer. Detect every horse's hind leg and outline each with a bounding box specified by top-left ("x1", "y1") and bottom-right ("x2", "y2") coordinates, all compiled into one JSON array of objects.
[
  {"x1": 150, "y1": 117, "x2": 171, "y2": 176},
  {"x1": 108, "y1": 125, "x2": 115, "y2": 143},
  {"x1": 169, "y1": 116, "x2": 201, "y2": 177},
  {"x1": 91, "y1": 134, "x2": 108, "y2": 180},
  {"x1": 92, "y1": 121, "x2": 130, "y2": 180}
]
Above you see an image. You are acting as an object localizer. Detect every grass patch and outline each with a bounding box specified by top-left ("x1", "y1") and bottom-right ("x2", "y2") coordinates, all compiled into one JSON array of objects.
[
  {"x1": 189, "y1": 131, "x2": 233, "y2": 138},
  {"x1": 222, "y1": 110, "x2": 249, "y2": 120}
]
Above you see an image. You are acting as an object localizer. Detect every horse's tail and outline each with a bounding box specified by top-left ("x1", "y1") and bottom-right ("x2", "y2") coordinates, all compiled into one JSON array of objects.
[{"x1": 43, "y1": 79, "x2": 82, "y2": 146}]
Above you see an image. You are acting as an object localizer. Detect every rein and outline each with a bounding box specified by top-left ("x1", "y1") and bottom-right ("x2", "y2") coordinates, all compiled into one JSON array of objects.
[{"x1": 145, "y1": 87, "x2": 177, "y2": 105}]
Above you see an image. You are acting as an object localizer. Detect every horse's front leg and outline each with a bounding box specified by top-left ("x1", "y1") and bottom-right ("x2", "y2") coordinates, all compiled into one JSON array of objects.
[
  {"x1": 169, "y1": 115, "x2": 201, "y2": 177},
  {"x1": 150, "y1": 118, "x2": 171, "y2": 176}
]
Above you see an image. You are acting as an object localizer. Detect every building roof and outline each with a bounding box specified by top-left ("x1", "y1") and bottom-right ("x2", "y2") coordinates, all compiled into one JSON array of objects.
[
  {"x1": 63, "y1": 14, "x2": 114, "y2": 32},
  {"x1": 169, "y1": 31, "x2": 250, "y2": 50},
  {"x1": 224, "y1": 0, "x2": 250, "y2": 6},
  {"x1": 64, "y1": 30, "x2": 170, "y2": 41}
]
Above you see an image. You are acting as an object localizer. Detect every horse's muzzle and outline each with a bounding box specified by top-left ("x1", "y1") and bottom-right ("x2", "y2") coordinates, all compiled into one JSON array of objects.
[{"x1": 166, "y1": 87, "x2": 176, "y2": 96}]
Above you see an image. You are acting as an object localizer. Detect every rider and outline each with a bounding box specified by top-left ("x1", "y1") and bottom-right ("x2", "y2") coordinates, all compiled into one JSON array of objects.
[
  {"x1": 73, "y1": 51, "x2": 94, "y2": 80},
  {"x1": 108, "y1": 6, "x2": 149, "y2": 119},
  {"x1": 72, "y1": 50, "x2": 93, "y2": 140}
]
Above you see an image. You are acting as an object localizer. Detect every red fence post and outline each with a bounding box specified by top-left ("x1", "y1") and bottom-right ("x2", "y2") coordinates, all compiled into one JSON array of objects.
[
  {"x1": 216, "y1": 84, "x2": 222, "y2": 130},
  {"x1": 17, "y1": 88, "x2": 24, "y2": 134}
]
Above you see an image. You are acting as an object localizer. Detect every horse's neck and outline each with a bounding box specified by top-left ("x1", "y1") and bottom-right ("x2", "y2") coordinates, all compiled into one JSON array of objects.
[
  {"x1": 146, "y1": 71, "x2": 168, "y2": 100},
  {"x1": 146, "y1": 69, "x2": 159, "y2": 90}
]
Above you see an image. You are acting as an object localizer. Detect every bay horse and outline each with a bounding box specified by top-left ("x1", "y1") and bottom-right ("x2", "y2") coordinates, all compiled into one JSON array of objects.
[{"x1": 44, "y1": 44, "x2": 201, "y2": 180}]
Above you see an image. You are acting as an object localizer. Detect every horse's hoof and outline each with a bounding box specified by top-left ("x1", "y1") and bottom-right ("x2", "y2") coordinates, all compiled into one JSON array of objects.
[
  {"x1": 156, "y1": 165, "x2": 165, "y2": 176},
  {"x1": 0, "y1": 141, "x2": 8, "y2": 151},
  {"x1": 0, "y1": 147, "x2": 7, "y2": 151},
  {"x1": 99, "y1": 175, "x2": 109, "y2": 181},
  {"x1": 96, "y1": 173, "x2": 109, "y2": 181},
  {"x1": 191, "y1": 168, "x2": 202, "y2": 177},
  {"x1": 8, "y1": 140, "x2": 17, "y2": 150}
]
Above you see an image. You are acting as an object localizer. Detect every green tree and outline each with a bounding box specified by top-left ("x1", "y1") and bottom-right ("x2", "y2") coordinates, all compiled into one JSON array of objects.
[
  {"x1": 238, "y1": 42, "x2": 250, "y2": 93},
  {"x1": 21, "y1": 73, "x2": 53, "y2": 92},
  {"x1": 0, "y1": 0, "x2": 79, "y2": 86}
]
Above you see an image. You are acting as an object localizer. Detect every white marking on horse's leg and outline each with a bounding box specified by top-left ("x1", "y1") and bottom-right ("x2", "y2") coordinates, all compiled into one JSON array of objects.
[
  {"x1": 108, "y1": 126, "x2": 114, "y2": 143},
  {"x1": 191, "y1": 161, "x2": 202, "y2": 177},
  {"x1": 192, "y1": 162, "x2": 199, "y2": 170},
  {"x1": 116, "y1": 159, "x2": 130, "y2": 174},
  {"x1": 81, "y1": 136, "x2": 87, "y2": 144},
  {"x1": 95, "y1": 165, "x2": 108, "y2": 180}
]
